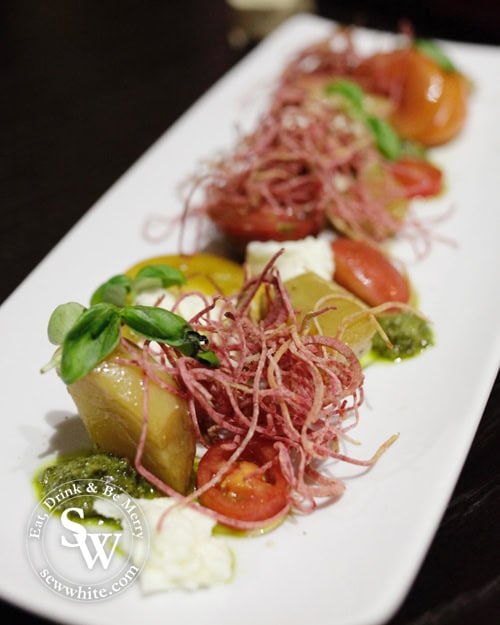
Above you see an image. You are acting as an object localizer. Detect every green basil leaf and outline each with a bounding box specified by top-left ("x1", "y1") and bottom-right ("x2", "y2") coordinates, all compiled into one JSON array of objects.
[
  {"x1": 365, "y1": 115, "x2": 402, "y2": 161},
  {"x1": 61, "y1": 304, "x2": 121, "y2": 384},
  {"x1": 415, "y1": 39, "x2": 456, "y2": 73},
  {"x1": 196, "y1": 349, "x2": 220, "y2": 367},
  {"x1": 47, "y1": 302, "x2": 86, "y2": 345},
  {"x1": 121, "y1": 306, "x2": 217, "y2": 365},
  {"x1": 129, "y1": 277, "x2": 165, "y2": 294},
  {"x1": 324, "y1": 79, "x2": 365, "y2": 111},
  {"x1": 91, "y1": 275, "x2": 132, "y2": 307},
  {"x1": 135, "y1": 264, "x2": 186, "y2": 288},
  {"x1": 121, "y1": 305, "x2": 189, "y2": 343}
]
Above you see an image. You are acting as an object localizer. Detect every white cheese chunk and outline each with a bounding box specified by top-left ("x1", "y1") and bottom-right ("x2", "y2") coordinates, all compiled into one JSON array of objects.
[
  {"x1": 94, "y1": 497, "x2": 233, "y2": 593},
  {"x1": 134, "y1": 288, "x2": 210, "y2": 323},
  {"x1": 246, "y1": 236, "x2": 334, "y2": 282}
]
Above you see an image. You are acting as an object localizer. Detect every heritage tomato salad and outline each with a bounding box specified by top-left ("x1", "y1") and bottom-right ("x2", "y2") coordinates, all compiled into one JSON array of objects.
[{"x1": 40, "y1": 26, "x2": 468, "y2": 590}]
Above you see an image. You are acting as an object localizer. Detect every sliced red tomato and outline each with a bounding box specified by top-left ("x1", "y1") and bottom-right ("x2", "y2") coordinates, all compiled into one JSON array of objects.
[
  {"x1": 331, "y1": 238, "x2": 410, "y2": 307},
  {"x1": 207, "y1": 202, "x2": 325, "y2": 243},
  {"x1": 389, "y1": 157, "x2": 443, "y2": 198},
  {"x1": 196, "y1": 438, "x2": 289, "y2": 523}
]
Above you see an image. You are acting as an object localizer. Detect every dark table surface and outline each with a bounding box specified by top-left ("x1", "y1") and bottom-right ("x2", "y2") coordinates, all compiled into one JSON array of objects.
[{"x1": 2, "y1": 2, "x2": 499, "y2": 623}]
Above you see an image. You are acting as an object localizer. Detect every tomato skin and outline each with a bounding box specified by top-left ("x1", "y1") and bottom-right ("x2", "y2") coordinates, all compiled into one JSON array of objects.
[
  {"x1": 355, "y1": 47, "x2": 468, "y2": 147},
  {"x1": 389, "y1": 157, "x2": 443, "y2": 198},
  {"x1": 331, "y1": 238, "x2": 410, "y2": 307},
  {"x1": 388, "y1": 49, "x2": 445, "y2": 143},
  {"x1": 413, "y1": 69, "x2": 468, "y2": 146},
  {"x1": 196, "y1": 439, "x2": 289, "y2": 523},
  {"x1": 207, "y1": 202, "x2": 325, "y2": 243}
]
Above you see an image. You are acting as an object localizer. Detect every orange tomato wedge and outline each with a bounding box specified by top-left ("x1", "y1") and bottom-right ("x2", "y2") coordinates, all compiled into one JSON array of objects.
[{"x1": 356, "y1": 47, "x2": 468, "y2": 147}]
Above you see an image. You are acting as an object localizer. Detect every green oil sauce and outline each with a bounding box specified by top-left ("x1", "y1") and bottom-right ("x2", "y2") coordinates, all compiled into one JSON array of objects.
[
  {"x1": 213, "y1": 516, "x2": 286, "y2": 538},
  {"x1": 35, "y1": 451, "x2": 159, "y2": 517},
  {"x1": 371, "y1": 312, "x2": 434, "y2": 362}
]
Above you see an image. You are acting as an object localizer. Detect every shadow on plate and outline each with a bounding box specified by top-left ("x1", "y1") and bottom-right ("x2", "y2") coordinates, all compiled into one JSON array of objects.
[{"x1": 39, "y1": 410, "x2": 92, "y2": 459}]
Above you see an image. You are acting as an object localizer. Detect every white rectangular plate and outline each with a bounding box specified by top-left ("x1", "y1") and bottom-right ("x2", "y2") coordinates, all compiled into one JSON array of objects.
[{"x1": 1, "y1": 14, "x2": 499, "y2": 625}]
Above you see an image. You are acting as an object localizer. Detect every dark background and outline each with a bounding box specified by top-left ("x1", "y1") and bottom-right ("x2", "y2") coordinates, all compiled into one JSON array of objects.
[{"x1": 2, "y1": 1, "x2": 499, "y2": 623}]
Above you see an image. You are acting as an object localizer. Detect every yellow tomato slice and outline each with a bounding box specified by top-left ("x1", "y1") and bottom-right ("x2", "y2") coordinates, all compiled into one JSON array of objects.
[
  {"x1": 284, "y1": 272, "x2": 378, "y2": 359},
  {"x1": 126, "y1": 253, "x2": 244, "y2": 297}
]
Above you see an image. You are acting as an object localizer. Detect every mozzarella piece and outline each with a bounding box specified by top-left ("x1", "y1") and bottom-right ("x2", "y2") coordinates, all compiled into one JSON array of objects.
[
  {"x1": 95, "y1": 496, "x2": 233, "y2": 593},
  {"x1": 246, "y1": 236, "x2": 334, "y2": 283},
  {"x1": 134, "y1": 288, "x2": 210, "y2": 323}
]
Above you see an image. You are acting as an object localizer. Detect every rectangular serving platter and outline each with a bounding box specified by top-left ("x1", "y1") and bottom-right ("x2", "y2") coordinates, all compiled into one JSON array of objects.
[{"x1": 1, "y1": 13, "x2": 499, "y2": 625}]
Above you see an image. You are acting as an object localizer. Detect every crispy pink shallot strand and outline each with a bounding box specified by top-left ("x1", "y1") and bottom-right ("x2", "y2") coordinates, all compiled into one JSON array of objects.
[
  {"x1": 182, "y1": 29, "x2": 417, "y2": 246},
  {"x1": 128, "y1": 254, "x2": 396, "y2": 529},
  {"x1": 190, "y1": 100, "x2": 406, "y2": 244}
]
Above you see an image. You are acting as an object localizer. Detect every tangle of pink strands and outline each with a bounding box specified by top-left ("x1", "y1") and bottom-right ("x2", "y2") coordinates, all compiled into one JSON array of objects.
[
  {"x1": 193, "y1": 98, "x2": 408, "y2": 245},
  {"x1": 182, "y1": 28, "x2": 409, "y2": 246},
  {"x1": 123, "y1": 254, "x2": 397, "y2": 530},
  {"x1": 145, "y1": 29, "x2": 445, "y2": 257}
]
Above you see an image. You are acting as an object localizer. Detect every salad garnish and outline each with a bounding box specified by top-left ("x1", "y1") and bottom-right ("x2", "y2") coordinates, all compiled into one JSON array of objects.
[
  {"x1": 177, "y1": 28, "x2": 468, "y2": 249},
  {"x1": 43, "y1": 264, "x2": 218, "y2": 384},
  {"x1": 90, "y1": 263, "x2": 187, "y2": 307}
]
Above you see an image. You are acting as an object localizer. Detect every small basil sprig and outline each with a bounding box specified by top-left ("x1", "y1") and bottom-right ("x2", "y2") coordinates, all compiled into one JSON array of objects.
[
  {"x1": 364, "y1": 115, "x2": 402, "y2": 161},
  {"x1": 61, "y1": 304, "x2": 122, "y2": 385},
  {"x1": 47, "y1": 302, "x2": 86, "y2": 345},
  {"x1": 325, "y1": 78, "x2": 402, "y2": 161},
  {"x1": 91, "y1": 264, "x2": 186, "y2": 307},
  {"x1": 44, "y1": 263, "x2": 218, "y2": 383},
  {"x1": 324, "y1": 79, "x2": 365, "y2": 112},
  {"x1": 49, "y1": 301, "x2": 219, "y2": 384}
]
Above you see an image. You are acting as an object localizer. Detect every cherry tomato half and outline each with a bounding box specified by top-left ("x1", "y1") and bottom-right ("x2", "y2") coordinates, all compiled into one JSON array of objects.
[
  {"x1": 331, "y1": 238, "x2": 410, "y2": 307},
  {"x1": 207, "y1": 202, "x2": 325, "y2": 243},
  {"x1": 389, "y1": 157, "x2": 443, "y2": 198},
  {"x1": 196, "y1": 438, "x2": 289, "y2": 523}
]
